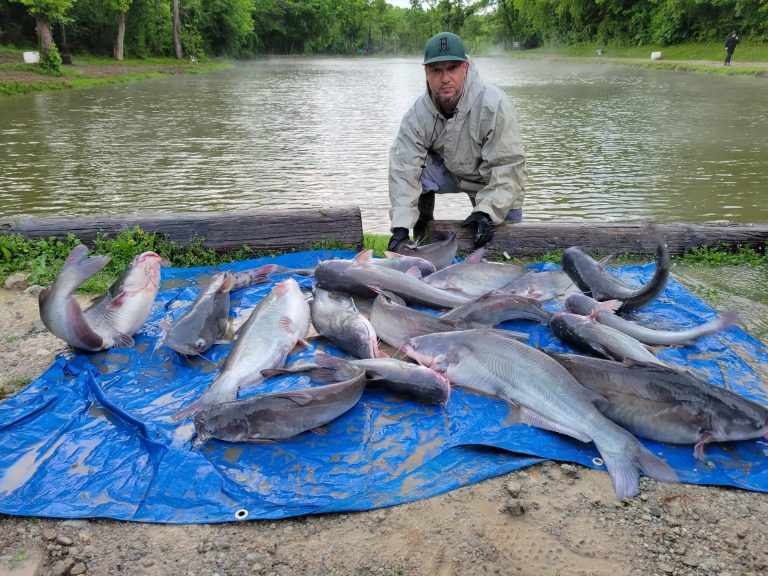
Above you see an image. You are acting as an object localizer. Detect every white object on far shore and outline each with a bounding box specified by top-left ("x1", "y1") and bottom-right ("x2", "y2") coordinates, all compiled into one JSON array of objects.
[
  {"x1": 23, "y1": 51, "x2": 40, "y2": 64},
  {"x1": 650, "y1": 51, "x2": 662, "y2": 61}
]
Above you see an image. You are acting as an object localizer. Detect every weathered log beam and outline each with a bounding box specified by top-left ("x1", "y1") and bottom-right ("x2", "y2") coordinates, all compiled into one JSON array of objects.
[
  {"x1": 0, "y1": 207, "x2": 364, "y2": 253},
  {"x1": 431, "y1": 221, "x2": 768, "y2": 256}
]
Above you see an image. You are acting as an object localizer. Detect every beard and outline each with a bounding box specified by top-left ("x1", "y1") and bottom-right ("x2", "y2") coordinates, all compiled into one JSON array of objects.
[{"x1": 435, "y1": 88, "x2": 464, "y2": 113}]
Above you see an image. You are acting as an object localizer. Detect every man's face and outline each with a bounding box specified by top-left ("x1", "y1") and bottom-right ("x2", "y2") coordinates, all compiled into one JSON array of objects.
[{"x1": 425, "y1": 60, "x2": 469, "y2": 110}]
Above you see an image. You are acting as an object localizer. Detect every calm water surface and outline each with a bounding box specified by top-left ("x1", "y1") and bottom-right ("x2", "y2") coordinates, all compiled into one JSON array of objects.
[{"x1": 1, "y1": 56, "x2": 766, "y2": 233}]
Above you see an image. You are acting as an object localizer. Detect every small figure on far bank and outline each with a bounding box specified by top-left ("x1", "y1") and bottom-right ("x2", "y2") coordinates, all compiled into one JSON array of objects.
[
  {"x1": 724, "y1": 30, "x2": 739, "y2": 66},
  {"x1": 387, "y1": 31, "x2": 526, "y2": 252}
]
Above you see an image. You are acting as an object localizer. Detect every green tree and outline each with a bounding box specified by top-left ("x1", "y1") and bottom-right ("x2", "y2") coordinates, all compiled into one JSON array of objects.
[
  {"x1": 172, "y1": 0, "x2": 182, "y2": 58},
  {"x1": 105, "y1": 0, "x2": 132, "y2": 59},
  {"x1": 14, "y1": 0, "x2": 73, "y2": 55}
]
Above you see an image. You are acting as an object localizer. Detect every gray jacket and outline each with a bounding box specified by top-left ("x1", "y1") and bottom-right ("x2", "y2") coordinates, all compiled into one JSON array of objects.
[{"x1": 388, "y1": 61, "x2": 526, "y2": 230}]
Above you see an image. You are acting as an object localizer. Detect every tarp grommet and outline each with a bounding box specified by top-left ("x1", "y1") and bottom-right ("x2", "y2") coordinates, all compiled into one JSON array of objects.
[
  {"x1": 592, "y1": 457, "x2": 604, "y2": 467},
  {"x1": 235, "y1": 509, "x2": 249, "y2": 520}
]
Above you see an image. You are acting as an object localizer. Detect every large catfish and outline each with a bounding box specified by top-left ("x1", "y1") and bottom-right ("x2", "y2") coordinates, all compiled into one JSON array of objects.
[
  {"x1": 314, "y1": 255, "x2": 469, "y2": 309},
  {"x1": 561, "y1": 238, "x2": 670, "y2": 312},
  {"x1": 496, "y1": 270, "x2": 575, "y2": 301},
  {"x1": 172, "y1": 277, "x2": 310, "y2": 421},
  {"x1": 369, "y1": 290, "x2": 527, "y2": 350},
  {"x1": 264, "y1": 351, "x2": 451, "y2": 405},
  {"x1": 551, "y1": 353, "x2": 768, "y2": 459},
  {"x1": 193, "y1": 364, "x2": 366, "y2": 444},
  {"x1": 161, "y1": 265, "x2": 277, "y2": 356},
  {"x1": 549, "y1": 312, "x2": 665, "y2": 366},
  {"x1": 423, "y1": 248, "x2": 526, "y2": 297},
  {"x1": 440, "y1": 293, "x2": 552, "y2": 327},
  {"x1": 402, "y1": 329, "x2": 678, "y2": 500},
  {"x1": 370, "y1": 290, "x2": 464, "y2": 350},
  {"x1": 161, "y1": 272, "x2": 236, "y2": 356},
  {"x1": 395, "y1": 230, "x2": 458, "y2": 271},
  {"x1": 310, "y1": 287, "x2": 383, "y2": 359},
  {"x1": 39, "y1": 244, "x2": 162, "y2": 351},
  {"x1": 564, "y1": 293, "x2": 736, "y2": 346},
  {"x1": 368, "y1": 250, "x2": 437, "y2": 276}
]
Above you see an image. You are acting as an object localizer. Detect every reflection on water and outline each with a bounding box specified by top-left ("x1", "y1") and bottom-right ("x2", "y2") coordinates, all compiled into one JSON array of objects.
[{"x1": 1, "y1": 57, "x2": 767, "y2": 233}]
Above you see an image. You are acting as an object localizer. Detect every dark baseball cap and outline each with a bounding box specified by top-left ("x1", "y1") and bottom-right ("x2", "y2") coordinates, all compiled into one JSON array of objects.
[{"x1": 423, "y1": 32, "x2": 467, "y2": 65}]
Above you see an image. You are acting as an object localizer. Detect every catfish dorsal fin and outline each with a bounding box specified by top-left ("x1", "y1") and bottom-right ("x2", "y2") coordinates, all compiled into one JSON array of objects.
[
  {"x1": 597, "y1": 254, "x2": 615, "y2": 269},
  {"x1": 384, "y1": 251, "x2": 402, "y2": 259},
  {"x1": 405, "y1": 266, "x2": 422, "y2": 279},
  {"x1": 598, "y1": 299, "x2": 622, "y2": 314},
  {"x1": 465, "y1": 248, "x2": 486, "y2": 264},
  {"x1": 353, "y1": 249, "x2": 374, "y2": 264}
]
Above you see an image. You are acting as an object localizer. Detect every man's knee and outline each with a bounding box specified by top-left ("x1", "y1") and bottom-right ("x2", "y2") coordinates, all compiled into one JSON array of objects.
[
  {"x1": 421, "y1": 153, "x2": 459, "y2": 194},
  {"x1": 505, "y1": 208, "x2": 523, "y2": 223}
]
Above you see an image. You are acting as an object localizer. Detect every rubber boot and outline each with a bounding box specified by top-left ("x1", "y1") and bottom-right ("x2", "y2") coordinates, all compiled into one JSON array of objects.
[{"x1": 414, "y1": 192, "x2": 435, "y2": 243}]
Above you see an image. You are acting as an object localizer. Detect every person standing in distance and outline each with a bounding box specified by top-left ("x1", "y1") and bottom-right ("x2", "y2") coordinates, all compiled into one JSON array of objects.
[
  {"x1": 724, "y1": 30, "x2": 739, "y2": 66},
  {"x1": 387, "y1": 31, "x2": 527, "y2": 251}
]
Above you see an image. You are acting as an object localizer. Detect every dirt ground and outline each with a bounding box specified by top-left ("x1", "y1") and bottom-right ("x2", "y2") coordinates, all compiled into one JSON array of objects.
[{"x1": 1, "y1": 281, "x2": 767, "y2": 576}]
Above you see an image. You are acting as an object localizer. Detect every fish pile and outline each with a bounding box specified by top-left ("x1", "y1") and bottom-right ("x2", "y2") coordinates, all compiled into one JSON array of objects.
[{"x1": 37, "y1": 235, "x2": 767, "y2": 501}]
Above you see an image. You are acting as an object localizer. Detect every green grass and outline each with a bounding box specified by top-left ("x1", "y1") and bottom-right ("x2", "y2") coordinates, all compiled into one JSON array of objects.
[
  {"x1": 0, "y1": 48, "x2": 232, "y2": 97},
  {"x1": 0, "y1": 228, "x2": 365, "y2": 293},
  {"x1": 675, "y1": 245, "x2": 767, "y2": 266},
  {"x1": 363, "y1": 232, "x2": 390, "y2": 256},
  {"x1": 1, "y1": 379, "x2": 33, "y2": 400},
  {"x1": 9, "y1": 549, "x2": 29, "y2": 569},
  {"x1": 518, "y1": 42, "x2": 768, "y2": 77},
  {"x1": 2, "y1": 228, "x2": 765, "y2": 294},
  {"x1": 528, "y1": 42, "x2": 768, "y2": 61}
]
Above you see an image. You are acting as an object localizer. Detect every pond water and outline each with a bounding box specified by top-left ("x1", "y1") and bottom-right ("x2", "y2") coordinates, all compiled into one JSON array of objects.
[{"x1": 1, "y1": 56, "x2": 767, "y2": 234}]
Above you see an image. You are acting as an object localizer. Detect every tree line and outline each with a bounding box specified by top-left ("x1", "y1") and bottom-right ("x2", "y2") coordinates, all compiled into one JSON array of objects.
[{"x1": 1, "y1": 0, "x2": 765, "y2": 65}]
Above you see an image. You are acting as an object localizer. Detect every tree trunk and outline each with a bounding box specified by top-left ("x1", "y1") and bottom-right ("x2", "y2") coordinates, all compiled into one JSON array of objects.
[
  {"x1": 36, "y1": 18, "x2": 53, "y2": 52},
  {"x1": 172, "y1": 0, "x2": 183, "y2": 60},
  {"x1": 113, "y1": 12, "x2": 126, "y2": 61}
]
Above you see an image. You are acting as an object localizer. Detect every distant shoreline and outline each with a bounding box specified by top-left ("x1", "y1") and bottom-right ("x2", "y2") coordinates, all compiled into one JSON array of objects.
[
  {"x1": 3, "y1": 45, "x2": 767, "y2": 98},
  {"x1": 514, "y1": 45, "x2": 768, "y2": 78},
  {"x1": 0, "y1": 54, "x2": 233, "y2": 97}
]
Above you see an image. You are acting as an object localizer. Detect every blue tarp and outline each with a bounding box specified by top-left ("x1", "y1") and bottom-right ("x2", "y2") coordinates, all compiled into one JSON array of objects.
[{"x1": 1, "y1": 250, "x2": 766, "y2": 523}]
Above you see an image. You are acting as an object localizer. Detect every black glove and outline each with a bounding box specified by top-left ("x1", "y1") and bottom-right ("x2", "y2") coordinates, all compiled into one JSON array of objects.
[
  {"x1": 387, "y1": 228, "x2": 411, "y2": 252},
  {"x1": 461, "y1": 211, "x2": 494, "y2": 248}
]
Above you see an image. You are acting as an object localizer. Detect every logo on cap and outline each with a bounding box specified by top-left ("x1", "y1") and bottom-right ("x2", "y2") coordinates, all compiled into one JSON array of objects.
[{"x1": 440, "y1": 38, "x2": 449, "y2": 54}]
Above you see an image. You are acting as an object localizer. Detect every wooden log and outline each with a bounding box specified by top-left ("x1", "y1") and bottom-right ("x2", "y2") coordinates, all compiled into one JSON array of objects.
[
  {"x1": 430, "y1": 221, "x2": 768, "y2": 257},
  {"x1": 0, "y1": 207, "x2": 364, "y2": 253}
]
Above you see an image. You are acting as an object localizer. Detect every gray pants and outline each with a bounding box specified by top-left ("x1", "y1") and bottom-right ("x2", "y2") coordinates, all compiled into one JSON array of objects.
[{"x1": 420, "y1": 152, "x2": 522, "y2": 222}]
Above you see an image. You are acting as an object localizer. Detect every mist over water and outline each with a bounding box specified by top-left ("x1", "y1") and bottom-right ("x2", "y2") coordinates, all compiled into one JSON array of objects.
[{"x1": 0, "y1": 56, "x2": 766, "y2": 233}]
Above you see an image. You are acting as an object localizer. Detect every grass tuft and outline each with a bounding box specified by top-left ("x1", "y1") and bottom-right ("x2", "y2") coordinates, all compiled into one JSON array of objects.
[{"x1": 2, "y1": 228, "x2": 765, "y2": 293}]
